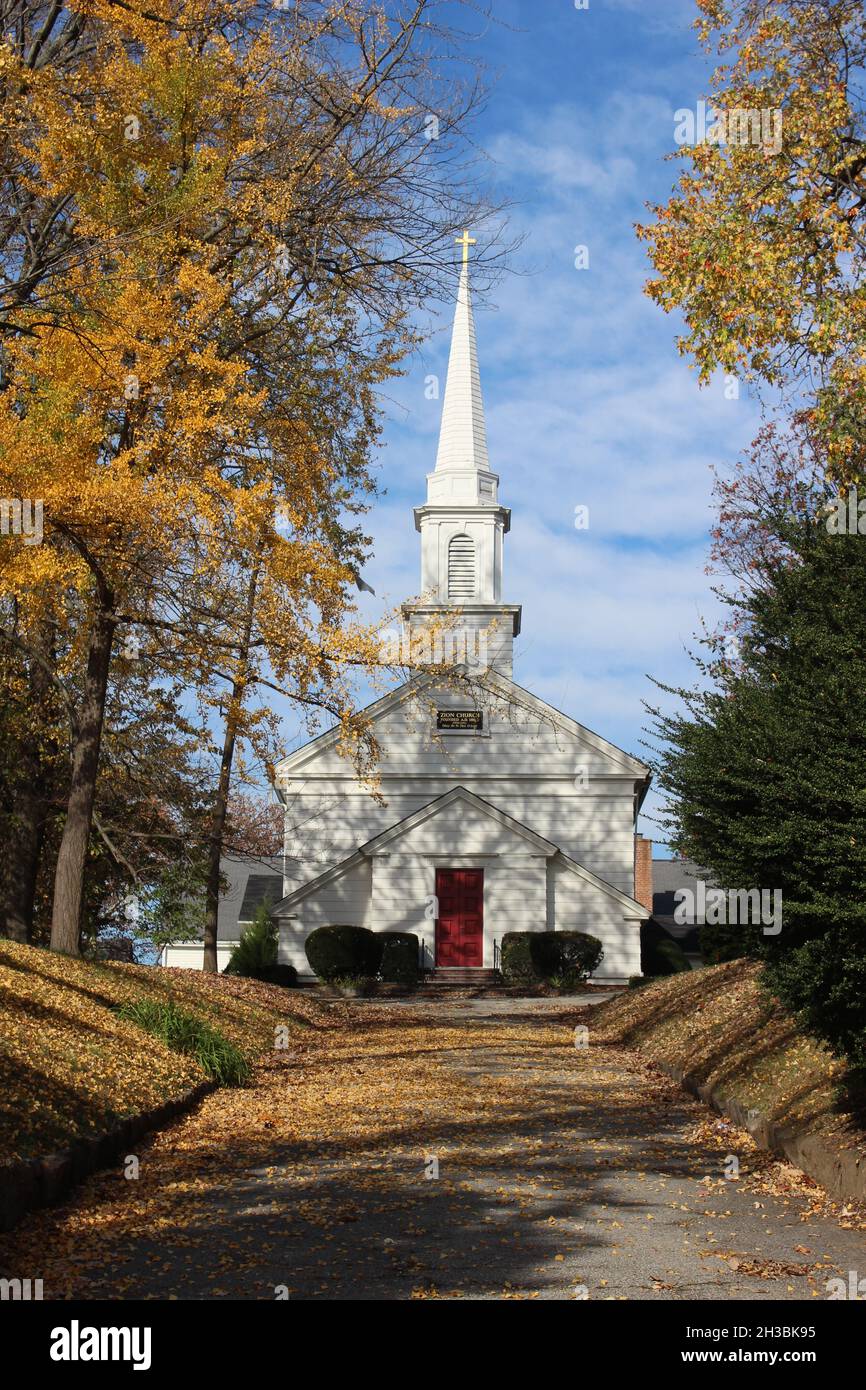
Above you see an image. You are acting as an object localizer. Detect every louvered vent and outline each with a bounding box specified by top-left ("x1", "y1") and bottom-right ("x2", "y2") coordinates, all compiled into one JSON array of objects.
[{"x1": 447, "y1": 534, "x2": 475, "y2": 599}]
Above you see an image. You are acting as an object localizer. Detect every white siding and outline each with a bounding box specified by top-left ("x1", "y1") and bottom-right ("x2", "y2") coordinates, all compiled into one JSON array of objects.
[
  {"x1": 549, "y1": 860, "x2": 641, "y2": 981},
  {"x1": 284, "y1": 787, "x2": 635, "y2": 894},
  {"x1": 279, "y1": 681, "x2": 641, "y2": 898},
  {"x1": 161, "y1": 944, "x2": 237, "y2": 972},
  {"x1": 276, "y1": 790, "x2": 639, "y2": 979},
  {"x1": 278, "y1": 859, "x2": 372, "y2": 976}
]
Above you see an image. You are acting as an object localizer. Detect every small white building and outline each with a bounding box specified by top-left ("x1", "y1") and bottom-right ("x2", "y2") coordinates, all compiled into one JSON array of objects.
[
  {"x1": 163, "y1": 260, "x2": 651, "y2": 981},
  {"x1": 159, "y1": 855, "x2": 282, "y2": 972}
]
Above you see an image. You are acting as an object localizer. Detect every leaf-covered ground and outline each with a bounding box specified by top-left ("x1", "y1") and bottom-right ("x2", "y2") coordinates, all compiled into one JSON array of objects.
[
  {"x1": 0, "y1": 943, "x2": 327, "y2": 1162},
  {"x1": 1, "y1": 990, "x2": 864, "y2": 1300},
  {"x1": 590, "y1": 960, "x2": 866, "y2": 1156}
]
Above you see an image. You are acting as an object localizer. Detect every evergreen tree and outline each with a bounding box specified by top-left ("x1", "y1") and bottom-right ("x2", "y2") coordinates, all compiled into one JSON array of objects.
[
  {"x1": 224, "y1": 902, "x2": 279, "y2": 980},
  {"x1": 649, "y1": 433, "x2": 866, "y2": 1070}
]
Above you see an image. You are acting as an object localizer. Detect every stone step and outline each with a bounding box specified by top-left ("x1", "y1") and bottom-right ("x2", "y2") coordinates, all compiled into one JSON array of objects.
[{"x1": 428, "y1": 968, "x2": 501, "y2": 986}]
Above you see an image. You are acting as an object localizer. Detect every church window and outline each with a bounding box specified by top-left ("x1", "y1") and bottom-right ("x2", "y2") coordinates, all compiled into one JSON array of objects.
[{"x1": 447, "y1": 534, "x2": 476, "y2": 599}]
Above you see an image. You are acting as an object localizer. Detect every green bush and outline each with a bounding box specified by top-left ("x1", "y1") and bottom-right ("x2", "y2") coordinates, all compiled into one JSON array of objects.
[
  {"x1": 698, "y1": 916, "x2": 762, "y2": 964},
  {"x1": 117, "y1": 999, "x2": 251, "y2": 1086},
  {"x1": 378, "y1": 932, "x2": 419, "y2": 987},
  {"x1": 501, "y1": 931, "x2": 604, "y2": 985},
  {"x1": 224, "y1": 902, "x2": 297, "y2": 987},
  {"x1": 500, "y1": 932, "x2": 536, "y2": 985},
  {"x1": 532, "y1": 931, "x2": 603, "y2": 981},
  {"x1": 640, "y1": 920, "x2": 690, "y2": 977},
  {"x1": 331, "y1": 975, "x2": 370, "y2": 994},
  {"x1": 305, "y1": 924, "x2": 382, "y2": 982},
  {"x1": 766, "y1": 929, "x2": 866, "y2": 1076}
]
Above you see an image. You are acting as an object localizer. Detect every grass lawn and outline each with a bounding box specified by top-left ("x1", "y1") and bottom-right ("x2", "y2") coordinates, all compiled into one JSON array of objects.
[{"x1": 0, "y1": 941, "x2": 326, "y2": 1163}]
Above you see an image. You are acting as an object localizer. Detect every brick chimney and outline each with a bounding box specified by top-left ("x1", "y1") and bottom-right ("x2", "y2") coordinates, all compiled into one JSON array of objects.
[{"x1": 634, "y1": 834, "x2": 653, "y2": 914}]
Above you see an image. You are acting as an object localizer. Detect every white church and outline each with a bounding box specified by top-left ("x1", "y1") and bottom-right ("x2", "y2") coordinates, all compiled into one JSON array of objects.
[{"x1": 163, "y1": 250, "x2": 652, "y2": 982}]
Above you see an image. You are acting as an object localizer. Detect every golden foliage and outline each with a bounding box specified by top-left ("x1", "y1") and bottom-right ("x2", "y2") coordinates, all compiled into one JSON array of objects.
[{"x1": 638, "y1": 0, "x2": 866, "y2": 475}]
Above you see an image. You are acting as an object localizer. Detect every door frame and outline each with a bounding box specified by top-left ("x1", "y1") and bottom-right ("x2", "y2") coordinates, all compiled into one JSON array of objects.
[{"x1": 435, "y1": 866, "x2": 485, "y2": 967}]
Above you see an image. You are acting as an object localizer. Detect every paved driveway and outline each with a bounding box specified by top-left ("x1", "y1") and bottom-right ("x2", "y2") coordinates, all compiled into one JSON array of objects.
[{"x1": 2, "y1": 995, "x2": 862, "y2": 1300}]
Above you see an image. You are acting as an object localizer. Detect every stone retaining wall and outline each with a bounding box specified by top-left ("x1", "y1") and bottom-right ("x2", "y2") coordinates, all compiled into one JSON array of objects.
[
  {"x1": 659, "y1": 1062, "x2": 866, "y2": 1207},
  {"x1": 0, "y1": 1080, "x2": 214, "y2": 1233}
]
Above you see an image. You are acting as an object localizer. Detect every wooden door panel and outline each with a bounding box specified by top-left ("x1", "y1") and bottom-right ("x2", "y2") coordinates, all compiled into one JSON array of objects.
[{"x1": 436, "y1": 868, "x2": 484, "y2": 966}]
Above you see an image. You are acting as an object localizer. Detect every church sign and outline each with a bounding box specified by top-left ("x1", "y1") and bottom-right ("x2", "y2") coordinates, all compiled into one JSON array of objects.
[{"x1": 437, "y1": 709, "x2": 483, "y2": 731}]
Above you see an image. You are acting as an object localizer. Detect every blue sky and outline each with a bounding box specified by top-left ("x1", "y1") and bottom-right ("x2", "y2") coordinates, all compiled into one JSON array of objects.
[{"x1": 283, "y1": 0, "x2": 764, "y2": 849}]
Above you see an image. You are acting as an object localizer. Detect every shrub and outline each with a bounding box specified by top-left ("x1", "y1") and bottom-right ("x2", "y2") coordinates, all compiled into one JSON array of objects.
[
  {"x1": 531, "y1": 931, "x2": 604, "y2": 981},
  {"x1": 698, "y1": 916, "x2": 762, "y2": 964},
  {"x1": 225, "y1": 901, "x2": 277, "y2": 975},
  {"x1": 305, "y1": 924, "x2": 382, "y2": 982},
  {"x1": 331, "y1": 975, "x2": 370, "y2": 995},
  {"x1": 261, "y1": 963, "x2": 299, "y2": 987},
  {"x1": 500, "y1": 932, "x2": 536, "y2": 985},
  {"x1": 767, "y1": 929, "x2": 866, "y2": 1076},
  {"x1": 640, "y1": 920, "x2": 690, "y2": 977},
  {"x1": 224, "y1": 902, "x2": 298, "y2": 987},
  {"x1": 378, "y1": 932, "x2": 419, "y2": 987},
  {"x1": 501, "y1": 931, "x2": 604, "y2": 985},
  {"x1": 547, "y1": 971, "x2": 583, "y2": 992},
  {"x1": 116, "y1": 999, "x2": 250, "y2": 1086}
]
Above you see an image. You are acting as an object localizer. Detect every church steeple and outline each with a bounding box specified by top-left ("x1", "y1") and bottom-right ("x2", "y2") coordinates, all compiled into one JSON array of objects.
[
  {"x1": 403, "y1": 239, "x2": 522, "y2": 677},
  {"x1": 433, "y1": 260, "x2": 490, "y2": 477}
]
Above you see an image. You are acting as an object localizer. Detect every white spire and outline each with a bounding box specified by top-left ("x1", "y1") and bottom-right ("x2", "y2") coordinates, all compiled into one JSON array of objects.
[
  {"x1": 434, "y1": 262, "x2": 490, "y2": 474},
  {"x1": 405, "y1": 243, "x2": 521, "y2": 676}
]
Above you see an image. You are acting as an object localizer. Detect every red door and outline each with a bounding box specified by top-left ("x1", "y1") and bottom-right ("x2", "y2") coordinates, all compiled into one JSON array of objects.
[{"x1": 436, "y1": 869, "x2": 484, "y2": 966}]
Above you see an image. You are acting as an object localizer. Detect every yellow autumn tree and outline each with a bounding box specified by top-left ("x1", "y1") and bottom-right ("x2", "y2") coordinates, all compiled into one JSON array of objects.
[
  {"x1": 0, "y1": 0, "x2": 502, "y2": 956},
  {"x1": 638, "y1": 0, "x2": 866, "y2": 477}
]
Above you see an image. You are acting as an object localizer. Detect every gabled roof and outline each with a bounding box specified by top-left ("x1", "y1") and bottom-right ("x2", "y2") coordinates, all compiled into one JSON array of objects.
[
  {"x1": 270, "y1": 784, "x2": 647, "y2": 920},
  {"x1": 362, "y1": 784, "x2": 557, "y2": 856},
  {"x1": 239, "y1": 873, "x2": 283, "y2": 923},
  {"x1": 556, "y1": 851, "x2": 647, "y2": 919},
  {"x1": 274, "y1": 663, "x2": 649, "y2": 785},
  {"x1": 652, "y1": 856, "x2": 715, "y2": 940}
]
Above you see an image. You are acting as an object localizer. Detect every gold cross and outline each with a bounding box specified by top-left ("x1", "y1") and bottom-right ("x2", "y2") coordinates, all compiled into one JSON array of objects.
[{"x1": 455, "y1": 229, "x2": 476, "y2": 265}]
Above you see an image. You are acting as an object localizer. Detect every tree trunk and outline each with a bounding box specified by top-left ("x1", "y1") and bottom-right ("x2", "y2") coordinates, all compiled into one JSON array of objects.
[
  {"x1": 2, "y1": 782, "x2": 43, "y2": 942},
  {"x1": 2, "y1": 628, "x2": 58, "y2": 942},
  {"x1": 202, "y1": 563, "x2": 260, "y2": 972},
  {"x1": 202, "y1": 692, "x2": 242, "y2": 973},
  {"x1": 50, "y1": 606, "x2": 115, "y2": 955}
]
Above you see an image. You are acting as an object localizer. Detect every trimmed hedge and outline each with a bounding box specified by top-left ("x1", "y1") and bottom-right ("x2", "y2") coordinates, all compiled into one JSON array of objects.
[
  {"x1": 501, "y1": 930, "x2": 604, "y2": 985},
  {"x1": 640, "y1": 920, "x2": 690, "y2": 977},
  {"x1": 378, "y1": 932, "x2": 419, "y2": 987},
  {"x1": 305, "y1": 925, "x2": 382, "y2": 982},
  {"x1": 501, "y1": 932, "x2": 536, "y2": 985}
]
